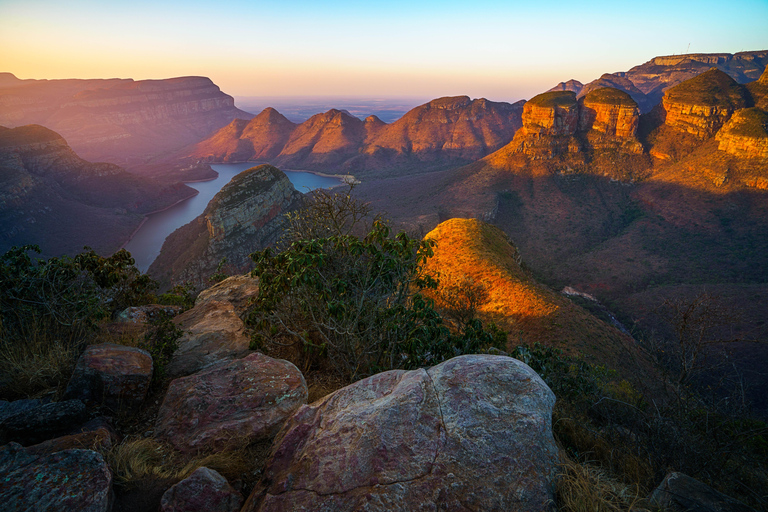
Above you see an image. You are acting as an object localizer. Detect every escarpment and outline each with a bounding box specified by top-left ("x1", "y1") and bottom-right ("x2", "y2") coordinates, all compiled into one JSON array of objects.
[
  {"x1": 148, "y1": 164, "x2": 302, "y2": 289},
  {"x1": 716, "y1": 107, "x2": 768, "y2": 159}
]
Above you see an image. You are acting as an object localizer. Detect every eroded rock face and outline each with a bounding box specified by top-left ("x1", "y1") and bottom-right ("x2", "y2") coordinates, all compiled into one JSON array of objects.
[
  {"x1": 155, "y1": 353, "x2": 307, "y2": 453},
  {"x1": 194, "y1": 274, "x2": 259, "y2": 316},
  {"x1": 64, "y1": 343, "x2": 153, "y2": 412},
  {"x1": 579, "y1": 89, "x2": 640, "y2": 139},
  {"x1": 0, "y1": 443, "x2": 113, "y2": 512},
  {"x1": 244, "y1": 354, "x2": 557, "y2": 512},
  {"x1": 661, "y1": 68, "x2": 749, "y2": 138},
  {"x1": 167, "y1": 300, "x2": 251, "y2": 378},
  {"x1": 512, "y1": 91, "x2": 580, "y2": 158},
  {"x1": 160, "y1": 467, "x2": 243, "y2": 512},
  {"x1": 716, "y1": 107, "x2": 768, "y2": 159}
]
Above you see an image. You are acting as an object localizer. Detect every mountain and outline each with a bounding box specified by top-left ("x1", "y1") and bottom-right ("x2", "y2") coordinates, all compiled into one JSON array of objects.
[
  {"x1": 148, "y1": 164, "x2": 302, "y2": 289},
  {"x1": 0, "y1": 73, "x2": 252, "y2": 167},
  {"x1": 0, "y1": 125, "x2": 194, "y2": 258},
  {"x1": 552, "y1": 51, "x2": 768, "y2": 114},
  {"x1": 187, "y1": 96, "x2": 524, "y2": 176}
]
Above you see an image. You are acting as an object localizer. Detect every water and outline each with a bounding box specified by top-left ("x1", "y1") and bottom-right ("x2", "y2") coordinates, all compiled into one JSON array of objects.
[{"x1": 124, "y1": 163, "x2": 343, "y2": 272}]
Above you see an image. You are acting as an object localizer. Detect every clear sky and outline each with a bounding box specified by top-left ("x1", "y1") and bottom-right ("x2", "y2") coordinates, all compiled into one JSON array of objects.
[{"x1": 1, "y1": 0, "x2": 767, "y2": 103}]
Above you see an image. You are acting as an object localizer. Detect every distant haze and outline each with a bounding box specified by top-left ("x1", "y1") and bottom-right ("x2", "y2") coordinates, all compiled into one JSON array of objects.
[
  {"x1": 235, "y1": 96, "x2": 433, "y2": 123},
  {"x1": 1, "y1": 0, "x2": 767, "y2": 102}
]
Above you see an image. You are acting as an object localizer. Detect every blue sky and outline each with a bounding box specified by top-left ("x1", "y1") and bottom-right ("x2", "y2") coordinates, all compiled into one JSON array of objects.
[{"x1": 1, "y1": 0, "x2": 766, "y2": 102}]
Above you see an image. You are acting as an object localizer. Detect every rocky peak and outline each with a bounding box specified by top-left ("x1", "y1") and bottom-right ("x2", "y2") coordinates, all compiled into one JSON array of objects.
[
  {"x1": 425, "y1": 95, "x2": 472, "y2": 110},
  {"x1": 578, "y1": 73, "x2": 652, "y2": 112},
  {"x1": 578, "y1": 88, "x2": 640, "y2": 139},
  {"x1": 520, "y1": 91, "x2": 579, "y2": 137},
  {"x1": 548, "y1": 79, "x2": 584, "y2": 95},
  {"x1": 661, "y1": 68, "x2": 749, "y2": 138},
  {"x1": 715, "y1": 107, "x2": 768, "y2": 159}
]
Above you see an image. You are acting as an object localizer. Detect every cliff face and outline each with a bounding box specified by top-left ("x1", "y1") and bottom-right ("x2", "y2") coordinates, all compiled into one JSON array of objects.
[
  {"x1": 0, "y1": 74, "x2": 252, "y2": 166},
  {"x1": 185, "y1": 96, "x2": 524, "y2": 175},
  {"x1": 148, "y1": 164, "x2": 302, "y2": 289},
  {"x1": 0, "y1": 125, "x2": 192, "y2": 257},
  {"x1": 577, "y1": 73, "x2": 652, "y2": 112},
  {"x1": 660, "y1": 68, "x2": 749, "y2": 138},
  {"x1": 511, "y1": 89, "x2": 641, "y2": 158},
  {"x1": 715, "y1": 107, "x2": 768, "y2": 159}
]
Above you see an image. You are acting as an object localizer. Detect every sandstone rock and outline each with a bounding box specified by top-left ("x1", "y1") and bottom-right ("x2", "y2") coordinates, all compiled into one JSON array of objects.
[
  {"x1": 155, "y1": 353, "x2": 307, "y2": 453},
  {"x1": 64, "y1": 343, "x2": 153, "y2": 412},
  {"x1": 579, "y1": 88, "x2": 640, "y2": 139},
  {"x1": 116, "y1": 304, "x2": 184, "y2": 325},
  {"x1": 167, "y1": 299, "x2": 250, "y2": 377},
  {"x1": 661, "y1": 68, "x2": 749, "y2": 138},
  {"x1": 715, "y1": 107, "x2": 768, "y2": 159},
  {"x1": 0, "y1": 443, "x2": 113, "y2": 512},
  {"x1": 195, "y1": 274, "x2": 259, "y2": 316},
  {"x1": 648, "y1": 472, "x2": 757, "y2": 512},
  {"x1": 244, "y1": 354, "x2": 557, "y2": 512},
  {"x1": 512, "y1": 91, "x2": 580, "y2": 159},
  {"x1": 0, "y1": 399, "x2": 87, "y2": 446},
  {"x1": 160, "y1": 467, "x2": 243, "y2": 512},
  {"x1": 0, "y1": 398, "x2": 41, "y2": 423}
]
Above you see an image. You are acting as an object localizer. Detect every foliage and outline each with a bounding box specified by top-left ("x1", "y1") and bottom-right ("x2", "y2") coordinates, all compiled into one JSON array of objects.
[
  {"x1": 249, "y1": 220, "x2": 504, "y2": 381},
  {"x1": 138, "y1": 312, "x2": 183, "y2": 384},
  {"x1": 209, "y1": 258, "x2": 229, "y2": 284},
  {"x1": 157, "y1": 282, "x2": 197, "y2": 309}
]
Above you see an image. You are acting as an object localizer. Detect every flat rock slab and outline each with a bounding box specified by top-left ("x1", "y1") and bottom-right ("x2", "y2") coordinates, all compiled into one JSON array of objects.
[
  {"x1": 0, "y1": 443, "x2": 113, "y2": 512},
  {"x1": 167, "y1": 300, "x2": 251, "y2": 377},
  {"x1": 64, "y1": 343, "x2": 153, "y2": 412},
  {"x1": 155, "y1": 352, "x2": 307, "y2": 453},
  {"x1": 244, "y1": 354, "x2": 558, "y2": 512},
  {"x1": 160, "y1": 467, "x2": 243, "y2": 512},
  {"x1": 116, "y1": 304, "x2": 184, "y2": 324},
  {"x1": 649, "y1": 472, "x2": 757, "y2": 512},
  {"x1": 195, "y1": 275, "x2": 259, "y2": 316}
]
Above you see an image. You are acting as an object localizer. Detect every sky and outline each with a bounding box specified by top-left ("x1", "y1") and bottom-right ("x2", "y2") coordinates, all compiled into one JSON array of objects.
[{"x1": 1, "y1": 0, "x2": 767, "y2": 103}]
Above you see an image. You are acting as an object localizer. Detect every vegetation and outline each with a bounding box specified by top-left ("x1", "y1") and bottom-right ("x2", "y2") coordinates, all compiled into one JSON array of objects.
[
  {"x1": 528, "y1": 90, "x2": 578, "y2": 109},
  {"x1": 664, "y1": 68, "x2": 748, "y2": 107},
  {"x1": 583, "y1": 87, "x2": 637, "y2": 107},
  {"x1": 721, "y1": 107, "x2": 768, "y2": 138}
]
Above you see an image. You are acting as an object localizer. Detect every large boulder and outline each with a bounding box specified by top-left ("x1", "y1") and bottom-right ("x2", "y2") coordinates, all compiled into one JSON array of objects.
[
  {"x1": 160, "y1": 467, "x2": 243, "y2": 512},
  {"x1": 64, "y1": 343, "x2": 153, "y2": 412},
  {"x1": 155, "y1": 352, "x2": 307, "y2": 453},
  {"x1": 649, "y1": 472, "x2": 757, "y2": 512},
  {"x1": 0, "y1": 443, "x2": 113, "y2": 512},
  {"x1": 167, "y1": 300, "x2": 251, "y2": 377},
  {"x1": 116, "y1": 304, "x2": 183, "y2": 325},
  {"x1": 243, "y1": 354, "x2": 558, "y2": 512},
  {"x1": 195, "y1": 274, "x2": 259, "y2": 316}
]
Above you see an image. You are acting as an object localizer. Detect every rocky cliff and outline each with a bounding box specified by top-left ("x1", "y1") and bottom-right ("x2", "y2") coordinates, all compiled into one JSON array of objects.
[
  {"x1": 148, "y1": 164, "x2": 301, "y2": 289},
  {"x1": 715, "y1": 107, "x2": 768, "y2": 159},
  {"x1": 0, "y1": 125, "x2": 193, "y2": 257},
  {"x1": 510, "y1": 91, "x2": 580, "y2": 159},
  {"x1": 186, "y1": 96, "x2": 524, "y2": 176},
  {"x1": 660, "y1": 68, "x2": 749, "y2": 138},
  {"x1": 548, "y1": 79, "x2": 584, "y2": 95},
  {"x1": 0, "y1": 74, "x2": 252, "y2": 167},
  {"x1": 579, "y1": 88, "x2": 643, "y2": 153},
  {"x1": 577, "y1": 73, "x2": 652, "y2": 112}
]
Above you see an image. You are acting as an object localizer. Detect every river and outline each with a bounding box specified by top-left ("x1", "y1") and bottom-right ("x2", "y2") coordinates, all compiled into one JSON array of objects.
[{"x1": 124, "y1": 163, "x2": 344, "y2": 272}]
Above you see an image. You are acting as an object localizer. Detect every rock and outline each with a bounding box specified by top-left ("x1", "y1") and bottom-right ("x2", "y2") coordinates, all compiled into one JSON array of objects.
[
  {"x1": 243, "y1": 354, "x2": 557, "y2": 512},
  {"x1": 661, "y1": 68, "x2": 749, "y2": 138},
  {"x1": 116, "y1": 304, "x2": 184, "y2": 325},
  {"x1": 579, "y1": 88, "x2": 641, "y2": 139},
  {"x1": 512, "y1": 91, "x2": 581, "y2": 158},
  {"x1": 648, "y1": 472, "x2": 757, "y2": 512},
  {"x1": 0, "y1": 399, "x2": 87, "y2": 446},
  {"x1": 715, "y1": 107, "x2": 768, "y2": 159},
  {"x1": 25, "y1": 427, "x2": 114, "y2": 455},
  {"x1": 155, "y1": 353, "x2": 307, "y2": 453},
  {"x1": 160, "y1": 467, "x2": 243, "y2": 512},
  {"x1": 0, "y1": 442, "x2": 113, "y2": 512},
  {"x1": 194, "y1": 274, "x2": 259, "y2": 316},
  {"x1": 167, "y1": 299, "x2": 251, "y2": 377},
  {"x1": 548, "y1": 79, "x2": 584, "y2": 95},
  {"x1": 0, "y1": 398, "x2": 42, "y2": 423},
  {"x1": 64, "y1": 343, "x2": 153, "y2": 412}
]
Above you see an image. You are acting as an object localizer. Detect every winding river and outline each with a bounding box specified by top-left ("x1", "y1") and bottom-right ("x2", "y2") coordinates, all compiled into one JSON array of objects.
[{"x1": 124, "y1": 163, "x2": 344, "y2": 272}]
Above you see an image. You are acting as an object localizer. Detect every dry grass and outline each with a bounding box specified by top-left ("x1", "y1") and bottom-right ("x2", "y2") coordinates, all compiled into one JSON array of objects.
[{"x1": 556, "y1": 455, "x2": 645, "y2": 512}]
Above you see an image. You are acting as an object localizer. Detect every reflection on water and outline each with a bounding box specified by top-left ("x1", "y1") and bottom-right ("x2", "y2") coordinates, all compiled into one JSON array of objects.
[{"x1": 124, "y1": 163, "x2": 343, "y2": 272}]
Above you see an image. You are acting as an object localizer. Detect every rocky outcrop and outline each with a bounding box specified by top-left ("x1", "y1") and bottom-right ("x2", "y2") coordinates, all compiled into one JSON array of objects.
[
  {"x1": 716, "y1": 107, "x2": 768, "y2": 159},
  {"x1": 511, "y1": 91, "x2": 580, "y2": 158},
  {"x1": 148, "y1": 164, "x2": 301, "y2": 289},
  {"x1": 0, "y1": 124, "x2": 193, "y2": 258},
  {"x1": 0, "y1": 399, "x2": 87, "y2": 446},
  {"x1": 0, "y1": 74, "x2": 252, "y2": 166},
  {"x1": 0, "y1": 443, "x2": 113, "y2": 512},
  {"x1": 747, "y1": 65, "x2": 768, "y2": 110},
  {"x1": 548, "y1": 79, "x2": 584, "y2": 95},
  {"x1": 194, "y1": 274, "x2": 260, "y2": 315},
  {"x1": 243, "y1": 354, "x2": 557, "y2": 512},
  {"x1": 63, "y1": 344, "x2": 153, "y2": 413},
  {"x1": 577, "y1": 73, "x2": 652, "y2": 112},
  {"x1": 661, "y1": 68, "x2": 749, "y2": 138},
  {"x1": 155, "y1": 353, "x2": 307, "y2": 453},
  {"x1": 579, "y1": 88, "x2": 643, "y2": 153},
  {"x1": 185, "y1": 96, "x2": 524, "y2": 175}
]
